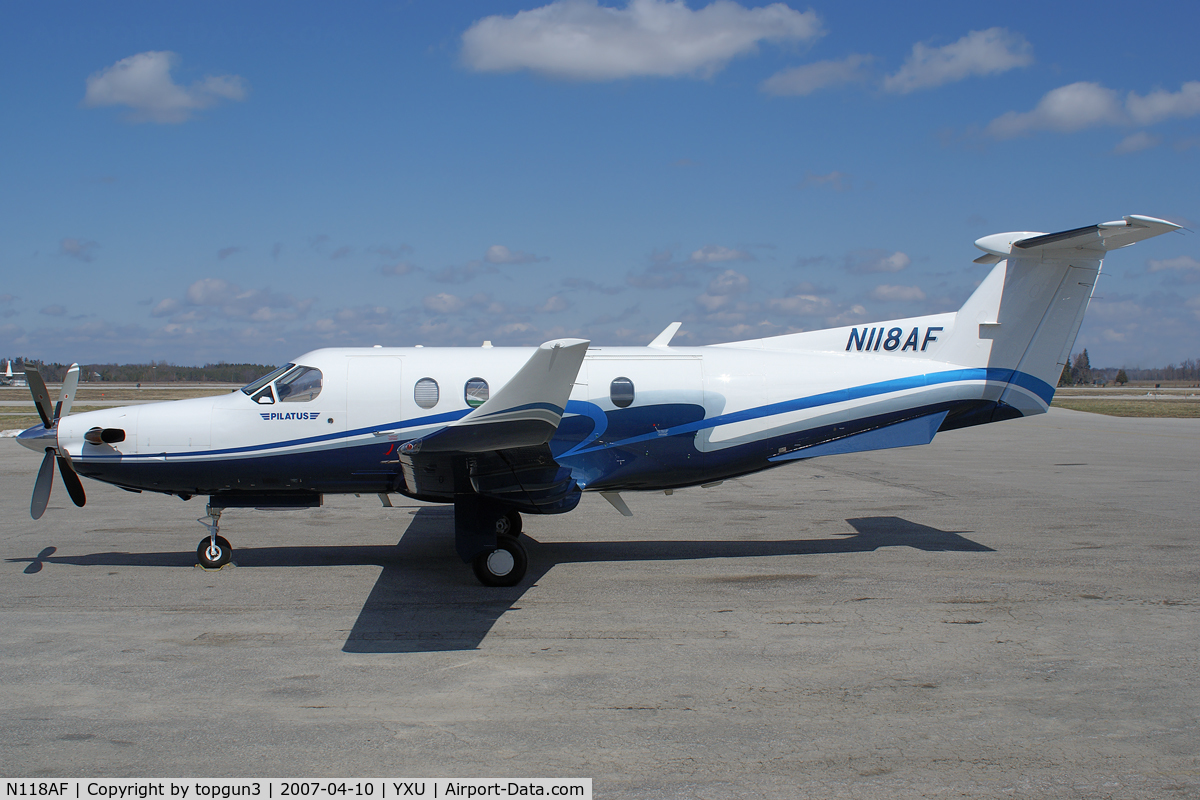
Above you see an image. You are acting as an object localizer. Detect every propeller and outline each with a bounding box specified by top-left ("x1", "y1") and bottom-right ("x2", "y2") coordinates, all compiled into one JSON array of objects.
[{"x1": 23, "y1": 364, "x2": 86, "y2": 519}]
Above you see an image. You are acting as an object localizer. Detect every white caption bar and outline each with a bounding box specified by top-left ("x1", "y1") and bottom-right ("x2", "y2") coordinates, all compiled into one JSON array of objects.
[{"x1": 3, "y1": 781, "x2": 591, "y2": 800}]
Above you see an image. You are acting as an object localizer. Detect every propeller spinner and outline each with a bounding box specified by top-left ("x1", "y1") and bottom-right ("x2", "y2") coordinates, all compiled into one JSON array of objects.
[{"x1": 16, "y1": 364, "x2": 87, "y2": 518}]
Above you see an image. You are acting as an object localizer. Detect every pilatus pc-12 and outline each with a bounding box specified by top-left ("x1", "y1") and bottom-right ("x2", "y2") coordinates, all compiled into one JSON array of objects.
[{"x1": 17, "y1": 215, "x2": 1180, "y2": 585}]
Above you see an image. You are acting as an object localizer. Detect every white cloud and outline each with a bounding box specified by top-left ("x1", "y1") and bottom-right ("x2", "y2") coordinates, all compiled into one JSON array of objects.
[
  {"x1": 767, "y1": 293, "x2": 830, "y2": 316},
  {"x1": 1112, "y1": 131, "x2": 1161, "y2": 154},
  {"x1": 884, "y1": 28, "x2": 1032, "y2": 94},
  {"x1": 1126, "y1": 81, "x2": 1200, "y2": 125},
  {"x1": 151, "y1": 298, "x2": 181, "y2": 318},
  {"x1": 987, "y1": 81, "x2": 1125, "y2": 138},
  {"x1": 1188, "y1": 295, "x2": 1200, "y2": 320},
  {"x1": 160, "y1": 278, "x2": 314, "y2": 322},
  {"x1": 59, "y1": 238, "x2": 98, "y2": 262},
  {"x1": 461, "y1": 0, "x2": 823, "y2": 81},
  {"x1": 186, "y1": 278, "x2": 234, "y2": 306},
  {"x1": 871, "y1": 284, "x2": 926, "y2": 302},
  {"x1": 485, "y1": 244, "x2": 546, "y2": 264},
  {"x1": 844, "y1": 249, "x2": 910, "y2": 274},
  {"x1": 706, "y1": 269, "x2": 750, "y2": 295},
  {"x1": 1147, "y1": 256, "x2": 1200, "y2": 273},
  {"x1": 378, "y1": 262, "x2": 418, "y2": 276},
  {"x1": 689, "y1": 244, "x2": 751, "y2": 263},
  {"x1": 761, "y1": 53, "x2": 872, "y2": 96},
  {"x1": 424, "y1": 293, "x2": 466, "y2": 314},
  {"x1": 694, "y1": 294, "x2": 729, "y2": 311},
  {"x1": 694, "y1": 269, "x2": 750, "y2": 311},
  {"x1": 83, "y1": 51, "x2": 248, "y2": 124},
  {"x1": 986, "y1": 80, "x2": 1200, "y2": 140},
  {"x1": 537, "y1": 295, "x2": 570, "y2": 313}
]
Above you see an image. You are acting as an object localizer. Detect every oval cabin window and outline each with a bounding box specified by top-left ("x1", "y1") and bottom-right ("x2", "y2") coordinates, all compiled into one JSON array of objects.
[
  {"x1": 610, "y1": 377, "x2": 635, "y2": 408},
  {"x1": 465, "y1": 378, "x2": 489, "y2": 408},
  {"x1": 414, "y1": 378, "x2": 439, "y2": 409}
]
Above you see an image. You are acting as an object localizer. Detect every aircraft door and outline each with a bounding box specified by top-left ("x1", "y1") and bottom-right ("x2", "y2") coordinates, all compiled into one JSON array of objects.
[{"x1": 346, "y1": 356, "x2": 404, "y2": 433}]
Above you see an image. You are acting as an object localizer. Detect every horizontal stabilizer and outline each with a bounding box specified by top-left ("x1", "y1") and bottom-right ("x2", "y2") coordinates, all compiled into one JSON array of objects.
[
  {"x1": 769, "y1": 411, "x2": 948, "y2": 462},
  {"x1": 975, "y1": 215, "x2": 1181, "y2": 259}
]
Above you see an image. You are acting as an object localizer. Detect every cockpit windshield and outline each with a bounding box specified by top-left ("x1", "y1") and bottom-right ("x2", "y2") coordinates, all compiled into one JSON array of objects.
[
  {"x1": 241, "y1": 364, "x2": 294, "y2": 396},
  {"x1": 276, "y1": 366, "x2": 322, "y2": 402}
]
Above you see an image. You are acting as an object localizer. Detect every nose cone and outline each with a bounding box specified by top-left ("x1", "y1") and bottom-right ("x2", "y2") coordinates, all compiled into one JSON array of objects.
[{"x1": 16, "y1": 423, "x2": 57, "y2": 453}]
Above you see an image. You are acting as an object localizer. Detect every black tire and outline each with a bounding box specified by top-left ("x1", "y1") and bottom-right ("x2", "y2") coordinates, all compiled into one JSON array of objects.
[
  {"x1": 495, "y1": 508, "x2": 523, "y2": 538},
  {"x1": 471, "y1": 536, "x2": 527, "y2": 587},
  {"x1": 197, "y1": 535, "x2": 233, "y2": 569}
]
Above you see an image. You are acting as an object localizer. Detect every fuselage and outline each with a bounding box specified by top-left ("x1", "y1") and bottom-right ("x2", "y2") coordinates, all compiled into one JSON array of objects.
[{"x1": 25, "y1": 319, "x2": 1048, "y2": 503}]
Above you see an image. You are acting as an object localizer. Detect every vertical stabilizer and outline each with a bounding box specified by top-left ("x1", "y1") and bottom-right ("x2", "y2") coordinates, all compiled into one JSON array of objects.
[{"x1": 970, "y1": 215, "x2": 1180, "y2": 415}]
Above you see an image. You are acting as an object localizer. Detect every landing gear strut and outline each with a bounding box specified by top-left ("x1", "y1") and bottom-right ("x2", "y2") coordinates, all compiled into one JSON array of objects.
[
  {"x1": 197, "y1": 505, "x2": 232, "y2": 569},
  {"x1": 454, "y1": 496, "x2": 527, "y2": 586},
  {"x1": 495, "y1": 508, "x2": 523, "y2": 538}
]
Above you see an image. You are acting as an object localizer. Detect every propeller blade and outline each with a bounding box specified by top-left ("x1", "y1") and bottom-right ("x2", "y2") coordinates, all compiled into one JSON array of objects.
[
  {"x1": 25, "y1": 368, "x2": 54, "y2": 428},
  {"x1": 57, "y1": 363, "x2": 80, "y2": 419},
  {"x1": 32, "y1": 450, "x2": 55, "y2": 520},
  {"x1": 56, "y1": 455, "x2": 86, "y2": 508}
]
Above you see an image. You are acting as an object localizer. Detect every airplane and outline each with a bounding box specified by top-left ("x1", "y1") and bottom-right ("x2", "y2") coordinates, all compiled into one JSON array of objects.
[
  {"x1": 1, "y1": 359, "x2": 16, "y2": 386},
  {"x1": 15, "y1": 214, "x2": 1181, "y2": 586}
]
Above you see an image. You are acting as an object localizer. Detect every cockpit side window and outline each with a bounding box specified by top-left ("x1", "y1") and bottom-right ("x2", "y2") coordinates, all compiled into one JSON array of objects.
[
  {"x1": 277, "y1": 366, "x2": 323, "y2": 402},
  {"x1": 252, "y1": 386, "x2": 275, "y2": 405},
  {"x1": 242, "y1": 364, "x2": 294, "y2": 396}
]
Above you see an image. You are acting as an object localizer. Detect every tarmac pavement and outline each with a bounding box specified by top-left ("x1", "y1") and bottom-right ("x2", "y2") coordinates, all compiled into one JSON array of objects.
[{"x1": 1, "y1": 409, "x2": 1197, "y2": 798}]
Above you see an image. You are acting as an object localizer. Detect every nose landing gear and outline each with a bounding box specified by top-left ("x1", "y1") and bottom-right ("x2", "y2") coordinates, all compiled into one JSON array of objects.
[{"x1": 197, "y1": 505, "x2": 232, "y2": 569}]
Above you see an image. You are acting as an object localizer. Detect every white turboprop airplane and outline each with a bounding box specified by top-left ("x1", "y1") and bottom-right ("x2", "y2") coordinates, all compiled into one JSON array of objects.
[{"x1": 16, "y1": 215, "x2": 1181, "y2": 585}]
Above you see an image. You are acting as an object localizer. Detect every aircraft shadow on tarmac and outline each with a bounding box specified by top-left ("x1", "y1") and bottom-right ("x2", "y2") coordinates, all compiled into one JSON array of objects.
[{"x1": 8, "y1": 510, "x2": 992, "y2": 654}]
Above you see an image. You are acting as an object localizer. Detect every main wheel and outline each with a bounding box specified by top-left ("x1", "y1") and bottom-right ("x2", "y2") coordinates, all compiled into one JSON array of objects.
[
  {"x1": 495, "y1": 508, "x2": 523, "y2": 538},
  {"x1": 197, "y1": 535, "x2": 233, "y2": 569},
  {"x1": 471, "y1": 536, "x2": 527, "y2": 587}
]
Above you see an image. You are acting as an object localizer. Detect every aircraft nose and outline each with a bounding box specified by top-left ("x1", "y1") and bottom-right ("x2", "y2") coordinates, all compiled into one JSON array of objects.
[{"x1": 16, "y1": 423, "x2": 58, "y2": 453}]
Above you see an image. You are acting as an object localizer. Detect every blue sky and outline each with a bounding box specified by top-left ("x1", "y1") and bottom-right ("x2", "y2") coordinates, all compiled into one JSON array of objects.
[{"x1": 2, "y1": 0, "x2": 1198, "y2": 368}]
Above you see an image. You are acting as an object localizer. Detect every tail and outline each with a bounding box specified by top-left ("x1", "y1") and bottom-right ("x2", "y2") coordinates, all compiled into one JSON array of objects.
[
  {"x1": 948, "y1": 215, "x2": 1180, "y2": 415},
  {"x1": 723, "y1": 214, "x2": 1179, "y2": 417}
]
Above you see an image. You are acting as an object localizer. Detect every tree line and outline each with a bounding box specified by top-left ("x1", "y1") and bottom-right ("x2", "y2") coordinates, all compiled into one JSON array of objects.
[
  {"x1": 5, "y1": 358, "x2": 277, "y2": 384},
  {"x1": 1059, "y1": 350, "x2": 1200, "y2": 386}
]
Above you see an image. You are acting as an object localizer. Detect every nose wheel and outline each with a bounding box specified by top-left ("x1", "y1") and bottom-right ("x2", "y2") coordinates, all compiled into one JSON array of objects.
[
  {"x1": 197, "y1": 505, "x2": 233, "y2": 569},
  {"x1": 197, "y1": 535, "x2": 232, "y2": 569}
]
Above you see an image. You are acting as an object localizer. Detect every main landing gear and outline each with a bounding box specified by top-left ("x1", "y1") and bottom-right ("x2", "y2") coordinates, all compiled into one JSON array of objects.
[
  {"x1": 197, "y1": 505, "x2": 232, "y2": 569},
  {"x1": 472, "y1": 534, "x2": 528, "y2": 587},
  {"x1": 457, "y1": 500, "x2": 528, "y2": 587}
]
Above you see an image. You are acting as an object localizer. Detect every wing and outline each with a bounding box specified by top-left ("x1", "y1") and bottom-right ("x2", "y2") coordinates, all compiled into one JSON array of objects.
[{"x1": 395, "y1": 338, "x2": 589, "y2": 513}]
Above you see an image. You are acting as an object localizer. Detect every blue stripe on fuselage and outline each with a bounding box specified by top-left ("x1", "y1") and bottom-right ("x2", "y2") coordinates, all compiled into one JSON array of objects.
[{"x1": 561, "y1": 367, "x2": 1052, "y2": 456}]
